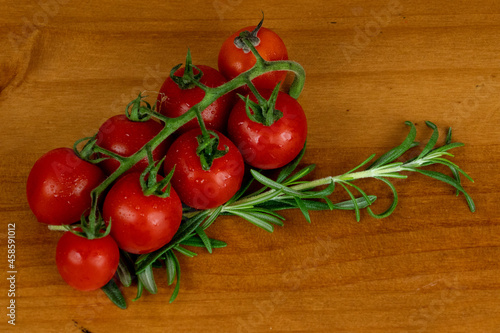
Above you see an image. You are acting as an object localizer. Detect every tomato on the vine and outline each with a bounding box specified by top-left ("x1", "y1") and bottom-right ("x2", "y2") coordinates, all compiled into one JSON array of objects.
[
  {"x1": 96, "y1": 114, "x2": 170, "y2": 175},
  {"x1": 157, "y1": 64, "x2": 235, "y2": 135},
  {"x1": 218, "y1": 23, "x2": 288, "y2": 91},
  {"x1": 56, "y1": 231, "x2": 119, "y2": 291},
  {"x1": 227, "y1": 89, "x2": 307, "y2": 169},
  {"x1": 26, "y1": 148, "x2": 106, "y2": 225},
  {"x1": 102, "y1": 172, "x2": 183, "y2": 254},
  {"x1": 163, "y1": 129, "x2": 245, "y2": 209}
]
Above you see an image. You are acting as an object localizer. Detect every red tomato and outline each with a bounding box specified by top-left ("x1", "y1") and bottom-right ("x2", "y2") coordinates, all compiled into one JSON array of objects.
[
  {"x1": 218, "y1": 25, "x2": 288, "y2": 91},
  {"x1": 96, "y1": 115, "x2": 170, "y2": 175},
  {"x1": 163, "y1": 129, "x2": 245, "y2": 209},
  {"x1": 56, "y1": 231, "x2": 119, "y2": 291},
  {"x1": 156, "y1": 65, "x2": 235, "y2": 135},
  {"x1": 26, "y1": 148, "x2": 106, "y2": 225},
  {"x1": 227, "y1": 90, "x2": 307, "y2": 169},
  {"x1": 102, "y1": 172, "x2": 183, "y2": 254}
]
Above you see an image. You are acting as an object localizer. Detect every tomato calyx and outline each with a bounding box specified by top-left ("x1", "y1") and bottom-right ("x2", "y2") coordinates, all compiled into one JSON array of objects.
[
  {"x1": 125, "y1": 92, "x2": 154, "y2": 122},
  {"x1": 169, "y1": 49, "x2": 204, "y2": 90},
  {"x1": 52, "y1": 209, "x2": 112, "y2": 241},
  {"x1": 139, "y1": 146, "x2": 174, "y2": 198},
  {"x1": 238, "y1": 83, "x2": 283, "y2": 126},
  {"x1": 81, "y1": 211, "x2": 112, "y2": 239},
  {"x1": 74, "y1": 133, "x2": 128, "y2": 166},
  {"x1": 233, "y1": 13, "x2": 264, "y2": 53},
  {"x1": 73, "y1": 134, "x2": 103, "y2": 163},
  {"x1": 196, "y1": 130, "x2": 229, "y2": 171}
]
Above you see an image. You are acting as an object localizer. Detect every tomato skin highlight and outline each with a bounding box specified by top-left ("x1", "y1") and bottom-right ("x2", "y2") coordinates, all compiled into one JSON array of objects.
[
  {"x1": 163, "y1": 129, "x2": 245, "y2": 210},
  {"x1": 96, "y1": 115, "x2": 170, "y2": 175},
  {"x1": 26, "y1": 148, "x2": 106, "y2": 225},
  {"x1": 55, "y1": 231, "x2": 119, "y2": 291},
  {"x1": 227, "y1": 90, "x2": 307, "y2": 169},
  {"x1": 157, "y1": 65, "x2": 235, "y2": 135},
  {"x1": 103, "y1": 172, "x2": 183, "y2": 255},
  {"x1": 218, "y1": 26, "x2": 288, "y2": 91}
]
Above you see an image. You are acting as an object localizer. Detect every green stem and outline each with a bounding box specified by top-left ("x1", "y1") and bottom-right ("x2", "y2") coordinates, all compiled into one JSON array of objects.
[
  {"x1": 195, "y1": 105, "x2": 210, "y2": 140},
  {"x1": 245, "y1": 78, "x2": 268, "y2": 105},
  {"x1": 240, "y1": 37, "x2": 306, "y2": 98},
  {"x1": 48, "y1": 225, "x2": 71, "y2": 232}
]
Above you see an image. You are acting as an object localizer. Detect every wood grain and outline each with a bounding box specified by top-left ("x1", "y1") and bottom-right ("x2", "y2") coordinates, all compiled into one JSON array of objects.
[{"x1": 1, "y1": 0, "x2": 499, "y2": 332}]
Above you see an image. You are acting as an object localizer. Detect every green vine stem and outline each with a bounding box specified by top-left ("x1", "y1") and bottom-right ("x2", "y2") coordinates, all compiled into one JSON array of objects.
[{"x1": 75, "y1": 49, "x2": 307, "y2": 234}]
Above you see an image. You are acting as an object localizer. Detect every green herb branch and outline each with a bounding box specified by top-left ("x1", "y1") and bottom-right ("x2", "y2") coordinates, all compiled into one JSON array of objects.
[{"x1": 118, "y1": 120, "x2": 474, "y2": 307}]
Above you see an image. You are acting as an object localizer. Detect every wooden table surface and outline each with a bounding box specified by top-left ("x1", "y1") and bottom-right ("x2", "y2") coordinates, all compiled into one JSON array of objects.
[{"x1": 1, "y1": 1, "x2": 499, "y2": 332}]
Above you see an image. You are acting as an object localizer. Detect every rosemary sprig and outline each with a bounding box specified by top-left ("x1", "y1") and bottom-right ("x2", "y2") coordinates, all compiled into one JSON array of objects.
[{"x1": 117, "y1": 120, "x2": 473, "y2": 304}]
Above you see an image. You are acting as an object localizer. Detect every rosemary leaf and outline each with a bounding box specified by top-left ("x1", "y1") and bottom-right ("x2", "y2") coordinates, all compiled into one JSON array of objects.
[
  {"x1": 168, "y1": 252, "x2": 181, "y2": 303},
  {"x1": 195, "y1": 226, "x2": 213, "y2": 253},
  {"x1": 339, "y1": 182, "x2": 360, "y2": 222},
  {"x1": 431, "y1": 142, "x2": 464, "y2": 154},
  {"x1": 116, "y1": 253, "x2": 133, "y2": 288},
  {"x1": 368, "y1": 121, "x2": 417, "y2": 169},
  {"x1": 450, "y1": 166, "x2": 462, "y2": 196},
  {"x1": 282, "y1": 164, "x2": 316, "y2": 185},
  {"x1": 345, "y1": 153, "x2": 376, "y2": 174},
  {"x1": 445, "y1": 127, "x2": 453, "y2": 144},
  {"x1": 250, "y1": 208, "x2": 286, "y2": 221},
  {"x1": 225, "y1": 177, "x2": 255, "y2": 205},
  {"x1": 133, "y1": 280, "x2": 144, "y2": 302},
  {"x1": 367, "y1": 177, "x2": 399, "y2": 219},
  {"x1": 228, "y1": 190, "x2": 283, "y2": 209},
  {"x1": 299, "y1": 180, "x2": 336, "y2": 199},
  {"x1": 294, "y1": 197, "x2": 311, "y2": 223},
  {"x1": 408, "y1": 168, "x2": 475, "y2": 212},
  {"x1": 202, "y1": 206, "x2": 223, "y2": 230},
  {"x1": 180, "y1": 236, "x2": 227, "y2": 249},
  {"x1": 138, "y1": 264, "x2": 157, "y2": 294},
  {"x1": 251, "y1": 169, "x2": 305, "y2": 198},
  {"x1": 101, "y1": 279, "x2": 127, "y2": 309},
  {"x1": 332, "y1": 195, "x2": 378, "y2": 210},
  {"x1": 249, "y1": 211, "x2": 285, "y2": 225},
  {"x1": 165, "y1": 250, "x2": 176, "y2": 286},
  {"x1": 429, "y1": 158, "x2": 474, "y2": 182},
  {"x1": 417, "y1": 121, "x2": 439, "y2": 159},
  {"x1": 256, "y1": 198, "x2": 326, "y2": 211},
  {"x1": 276, "y1": 143, "x2": 307, "y2": 183},
  {"x1": 227, "y1": 210, "x2": 275, "y2": 232},
  {"x1": 174, "y1": 245, "x2": 198, "y2": 257},
  {"x1": 340, "y1": 181, "x2": 375, "y2": 207}
]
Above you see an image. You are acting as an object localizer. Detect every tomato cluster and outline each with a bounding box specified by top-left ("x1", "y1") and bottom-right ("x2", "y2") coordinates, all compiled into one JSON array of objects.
[{"x1": 26, "y1": 19, "x2": 307, "y2": 294}]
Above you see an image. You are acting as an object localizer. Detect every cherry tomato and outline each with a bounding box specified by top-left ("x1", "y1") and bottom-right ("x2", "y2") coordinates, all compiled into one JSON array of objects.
[
  {"x1": 102, "y1": 172, "x2": 183, "y2": 254},
  {"x1": 218, "y1": 25, "x2": 288, "y2": 91},
  {"x1": 163, "y1": 129, "x2": 245, "y2": 209},
  {"x1": 227, "y1": 90, "x2": 307, "y2": 169},
  {"x1": 156, "y1": 65, "x2": 235, "y2": 135},
  {"x1": 56, "y1": 231, "x2": 119, "y2": 291},
  {"x1": 26, "y1": 148, "x2": 106, "y2": 225},
  {"x1": 96, "y1": 114, "x2": 170, "y2": 175}
]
